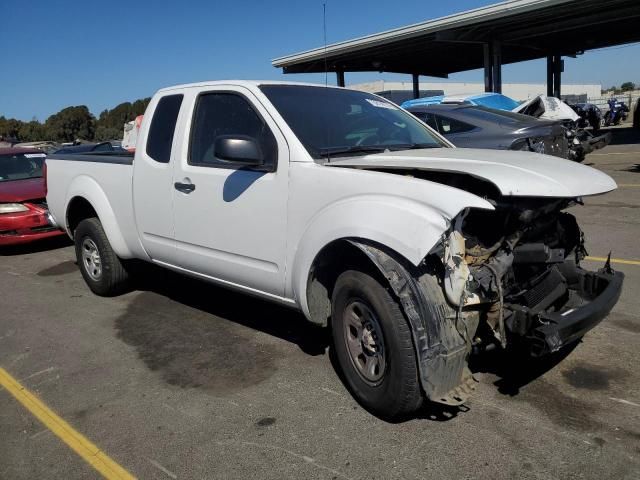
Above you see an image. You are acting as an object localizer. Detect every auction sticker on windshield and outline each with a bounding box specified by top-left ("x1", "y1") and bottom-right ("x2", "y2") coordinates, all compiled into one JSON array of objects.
[{"x1": 365, "y1": 98, "x2": 397, "y2": 109}]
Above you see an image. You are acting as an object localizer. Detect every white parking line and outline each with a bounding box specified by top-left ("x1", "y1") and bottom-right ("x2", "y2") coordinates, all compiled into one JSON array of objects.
[{"x1": 609, "y1": 397, "x2": 640, "y2": 408}]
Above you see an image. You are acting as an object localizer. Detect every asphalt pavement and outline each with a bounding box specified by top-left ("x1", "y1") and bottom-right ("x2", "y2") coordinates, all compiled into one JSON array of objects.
[{"x1": 1, "y1": 126, "x2": 639, "y2": 480}]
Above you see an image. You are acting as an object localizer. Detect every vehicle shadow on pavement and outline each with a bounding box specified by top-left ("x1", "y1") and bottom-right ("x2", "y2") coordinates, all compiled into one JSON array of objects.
[
  {"x1": 469, "y1": 342, "x2": 579, "y2": 396},
  {"x1": 130, "y1": 262, "x2": 330, "y2": 357},
  {"x1": 606, "y1": 126, "x2": 640, "y2": 146},
  {"x1": 0, "y1": 236, "x2": 72, "y2": 256},
  {"x1": 128, "y1": 263, "x2": 468, "y2": 423}
]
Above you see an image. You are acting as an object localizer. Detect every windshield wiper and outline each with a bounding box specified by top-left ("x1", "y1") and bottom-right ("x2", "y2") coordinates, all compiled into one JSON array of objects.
[
  {"x1": 318, "y1": 145, "x2": 389, "y2": 160},
  {"x1": 318, "y1": 143, "x2": 440, "y2": 159},
  {"x1": 318, "y1": 145, "x2": 389, "y2": 158},
  {"x1": 386, "y1": 143, "x2": 441, "y2": 151}
]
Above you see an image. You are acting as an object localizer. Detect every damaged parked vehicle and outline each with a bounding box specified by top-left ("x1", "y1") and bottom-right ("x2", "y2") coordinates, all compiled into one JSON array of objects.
[
  {"x1": 405, "y1": 103, "x2": 569, "y2": 158},
  {"x1": 514, "y1": 95, "x2": 611, "y2": 162},
  {"x1": 404, "y1": 93, "x2": 611, "y2": 162},
  {"x1": 604, "y1": 98, "x2": 630, "y2": 126},
  {"x1": 568, "y1": 102, "x2": 603, "y2": 132},
  {"x1": 46, "y1": 82, "x2": 623, "y2": 419}
]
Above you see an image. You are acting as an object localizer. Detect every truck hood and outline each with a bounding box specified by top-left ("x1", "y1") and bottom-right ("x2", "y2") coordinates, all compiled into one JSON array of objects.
[{"x1": 326, "y1": 148, "x2": 616, "y2": 198}]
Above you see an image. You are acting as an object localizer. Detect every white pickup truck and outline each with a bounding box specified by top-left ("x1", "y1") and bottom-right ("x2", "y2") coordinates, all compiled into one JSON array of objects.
[{"x1": 46, "y1": 81, "x2": 623, "y2": 419}]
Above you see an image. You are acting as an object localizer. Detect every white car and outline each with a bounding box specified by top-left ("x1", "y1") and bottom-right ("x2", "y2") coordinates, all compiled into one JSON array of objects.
[{"x1": 45, "y1": 81, "x2": 623, "y2": 419}]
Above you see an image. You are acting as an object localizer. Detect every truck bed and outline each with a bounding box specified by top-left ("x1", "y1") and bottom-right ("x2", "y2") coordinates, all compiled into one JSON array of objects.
[
  {"x1": 45, "y1": 152, "x2": 143, "y2": 259},
  {"x1": 47, "y1": 152, "x2": 134, "y2": 165}
]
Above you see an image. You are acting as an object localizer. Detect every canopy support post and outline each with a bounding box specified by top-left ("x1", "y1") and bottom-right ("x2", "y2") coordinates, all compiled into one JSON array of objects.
[{"x1": 412, "y1": 73, "x2": 420, "y2": 99}]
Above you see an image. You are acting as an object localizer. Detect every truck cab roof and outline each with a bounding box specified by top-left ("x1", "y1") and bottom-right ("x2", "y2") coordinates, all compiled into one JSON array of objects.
[{"x1": 157, "y1": 80, "x2": 346, "y2": 94}]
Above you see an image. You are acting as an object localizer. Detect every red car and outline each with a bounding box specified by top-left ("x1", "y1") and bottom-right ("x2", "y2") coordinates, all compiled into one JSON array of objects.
[{"x1": 0, "y1": 148, "x2": 64, "y2": 246}]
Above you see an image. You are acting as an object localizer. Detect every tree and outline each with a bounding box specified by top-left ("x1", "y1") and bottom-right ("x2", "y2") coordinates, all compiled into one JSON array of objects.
[
  {"x1": 97, "y1": 98, "x2": 150, "y2": 131},
  {"x1": 44, "y1": 106, "x2": 96, "y2": 142},
  {"x1": 0, "y1": 116, "x2": 23, "y2": 139},
  {"x1": 94, "y1": 125, "x2": 122, "y2": 141},
  {"x1": 18, "y1": 121, "x2": 47, "y2": 142},
  {"x1": 620, "y1": 82, "x2": 636, "y2": 92},
  {"x1": 0, "y1": 96, "x2": 151, "y2": 142}
]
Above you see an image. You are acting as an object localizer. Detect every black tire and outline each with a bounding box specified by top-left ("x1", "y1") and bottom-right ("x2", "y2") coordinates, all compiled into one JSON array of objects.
[
  {"x1": 331, "y1": 270, "x2": 422, "y2": 419},
  {"x1": 74, "y1": 217, "x2": 130, "y2": 296}
]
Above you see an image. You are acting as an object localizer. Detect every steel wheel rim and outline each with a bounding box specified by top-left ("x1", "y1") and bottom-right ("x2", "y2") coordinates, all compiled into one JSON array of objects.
[
  {"x1": 343, "y1": 300, "x2": 386, "y2": 384},
  {"x1": 81, "y1": 238, "x2": 102, "y2": 281}
]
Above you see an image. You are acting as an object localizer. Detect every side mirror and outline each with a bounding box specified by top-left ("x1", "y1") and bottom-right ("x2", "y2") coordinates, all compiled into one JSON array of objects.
[{"x1": 214, "y1": 135, "x2": 264, "y2": 166}]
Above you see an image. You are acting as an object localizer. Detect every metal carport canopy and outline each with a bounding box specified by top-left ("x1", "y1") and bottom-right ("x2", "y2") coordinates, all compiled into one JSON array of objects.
[{"x1": 272, "y1": 0, "x2": 640, "y2": 77}]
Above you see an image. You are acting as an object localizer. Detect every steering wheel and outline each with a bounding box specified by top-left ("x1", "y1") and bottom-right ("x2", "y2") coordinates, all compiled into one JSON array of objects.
[{"x1": 355, "y1": 132, "x2": 380, "y2": 146}]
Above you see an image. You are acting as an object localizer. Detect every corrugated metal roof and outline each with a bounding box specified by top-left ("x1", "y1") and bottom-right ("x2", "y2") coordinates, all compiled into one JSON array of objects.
[{"x1": 273, "y1": 0, "x2": 640, "y2": 76}]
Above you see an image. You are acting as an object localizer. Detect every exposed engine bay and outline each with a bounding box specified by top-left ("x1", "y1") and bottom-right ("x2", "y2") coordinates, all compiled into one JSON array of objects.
[
  {"x1": 426, "y1": 171, "x2": 624, "y2": 358},
  {"x1": 327, "y1": 160, "x2": 622, "y2": 406},
  {"x1": 444, "y1": 197, "x2": 585, "y2": 353}
]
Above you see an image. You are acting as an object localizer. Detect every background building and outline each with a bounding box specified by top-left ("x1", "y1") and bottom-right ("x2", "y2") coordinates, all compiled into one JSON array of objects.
[{"x1": 349, "y1": 80, "x2": 602, "y2": 104}]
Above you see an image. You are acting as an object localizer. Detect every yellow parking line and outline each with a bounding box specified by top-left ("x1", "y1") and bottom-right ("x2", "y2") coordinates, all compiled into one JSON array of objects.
[
  {"x1": 618, "y1": 184, "x2": 640, "y2": 187},
  {"x1": 585, "y1": 256, "x2": 640, "y2": 266},
  {"x1": 0, "y1": 367, "x2": 135, "y2": 480}
]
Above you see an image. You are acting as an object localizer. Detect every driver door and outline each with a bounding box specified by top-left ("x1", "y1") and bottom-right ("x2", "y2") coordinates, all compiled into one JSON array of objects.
[{"x1": 171, "y1": 86, "x2": 289, "y2": 297}]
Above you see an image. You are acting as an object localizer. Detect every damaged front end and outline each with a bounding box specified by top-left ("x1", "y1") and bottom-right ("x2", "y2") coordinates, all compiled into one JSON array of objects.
[
  {"x1": 402, "y1": 197, "x2": 624, "y2": 404},
  {"x1": 425, "y1": 196, "x2": 623, "y2": 402}
]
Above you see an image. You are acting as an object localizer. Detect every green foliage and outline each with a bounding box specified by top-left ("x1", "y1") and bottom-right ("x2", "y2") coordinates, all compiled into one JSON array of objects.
[
  {"x1": 0, "y1": 116, "x2": 23, "y2": 139},
  {"x1": 94, "y1": 126, "x2": 123, "y2": 142},
  {"x1": 0, "y1": 97, "x2": 151, "y2": 143},
  {"x1": 44, "y1": 106, "x2": 96, "y2": 142},
  {"x1": 620, "y1": 82, "x2": 636, "y2": 92},
  {"x1": 18, "y1": 121, "x2": 47, "y2": 142}
]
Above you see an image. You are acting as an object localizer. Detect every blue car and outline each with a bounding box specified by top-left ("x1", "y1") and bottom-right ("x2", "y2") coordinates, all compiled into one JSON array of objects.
[{"x1": 402, "y1": 92, "x2": 521, "y2": 111}]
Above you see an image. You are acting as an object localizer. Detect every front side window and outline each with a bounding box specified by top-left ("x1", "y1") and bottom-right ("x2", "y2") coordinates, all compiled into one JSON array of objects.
[
  {"x1": 259, "y1": 85, "x2": 446, "y2": 159},
  {"x1": 189, "y1": 92, "x2": 277, "y2": 169},
  {"x1": 146, "y1": 94, "x2": 183, "y2": 163}
]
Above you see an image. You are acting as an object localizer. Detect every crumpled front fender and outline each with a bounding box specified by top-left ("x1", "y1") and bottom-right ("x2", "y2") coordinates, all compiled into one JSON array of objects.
[{"x1": 347, "y1": 240, "x2": 478, "y2": 405}]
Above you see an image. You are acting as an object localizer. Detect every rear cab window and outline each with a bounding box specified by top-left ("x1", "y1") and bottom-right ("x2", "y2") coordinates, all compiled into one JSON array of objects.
[{"x1": 146, "y1": 94, "x2": 184, "y2": 163}]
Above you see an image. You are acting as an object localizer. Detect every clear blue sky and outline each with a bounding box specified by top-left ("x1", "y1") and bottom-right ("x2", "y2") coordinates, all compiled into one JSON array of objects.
[{"x1": 2, "y1": 0, "x2": 639, "y2": 121}]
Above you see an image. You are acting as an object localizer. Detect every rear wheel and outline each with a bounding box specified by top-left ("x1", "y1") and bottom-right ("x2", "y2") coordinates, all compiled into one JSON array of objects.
[
  {"x1": 331, "y1": 270, "x2": 422, "y2": 419},
  {"x1": 74, "y1": 218, "x2": 130, "y2": 296}
]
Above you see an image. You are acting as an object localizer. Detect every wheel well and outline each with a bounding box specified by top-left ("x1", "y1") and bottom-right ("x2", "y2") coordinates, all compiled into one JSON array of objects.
[
  {"x1": 306, "y1": 239, "x2": 391, "y2": 326},
  {"x1": 66, "y1": 197, "x2": 98, "y2": 235}
]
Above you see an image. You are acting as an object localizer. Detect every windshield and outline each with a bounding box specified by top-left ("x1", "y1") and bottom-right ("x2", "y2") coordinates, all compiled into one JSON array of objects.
[
  {"x1": 260, "y1": 85, "x2": 446, "y2": 159},
  {"x1": 0, "y1": 152, "x2": 46, "y2": 182}
]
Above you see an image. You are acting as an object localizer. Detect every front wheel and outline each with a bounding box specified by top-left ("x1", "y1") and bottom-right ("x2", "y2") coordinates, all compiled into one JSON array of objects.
[
  {"x1": 331, "y1": 270, "x2": 422, "y2": 419},
  {"x1": 74, "y1": 218, "x2": 130, "y2": 296}
]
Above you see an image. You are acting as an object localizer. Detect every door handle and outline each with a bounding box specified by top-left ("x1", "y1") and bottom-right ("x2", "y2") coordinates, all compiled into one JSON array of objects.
[{"x1": 174, "y1": 182, "x2": 196, "y2": 193}]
